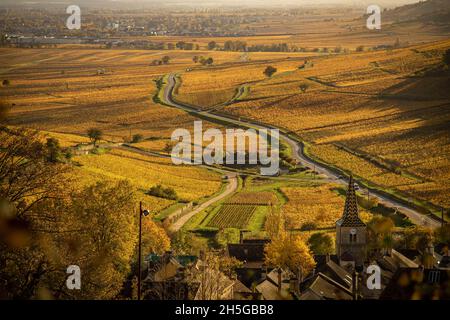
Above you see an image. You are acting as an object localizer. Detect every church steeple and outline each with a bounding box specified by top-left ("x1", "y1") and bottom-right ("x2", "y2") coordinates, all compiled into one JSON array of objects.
[
  {"x1": 338, "y1": 175, "x2": 365, "y2": 227},
  {"x1": 335, "y1": 175, "x2": 367, "y2": 268}
]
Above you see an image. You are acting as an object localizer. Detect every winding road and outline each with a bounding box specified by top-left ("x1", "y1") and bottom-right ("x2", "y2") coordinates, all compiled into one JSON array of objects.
[{"x1": 162, "y1": 73, "x2": 441, "y2": 229}]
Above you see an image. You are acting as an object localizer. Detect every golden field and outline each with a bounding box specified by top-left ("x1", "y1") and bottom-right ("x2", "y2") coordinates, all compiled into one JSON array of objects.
[
  {"x1": 70, "y1": 148, "x2": 222, "y2": 212},
  {"x1": 280, "y1": 184, "x2": 372, "y2": 230},
  {"x1": 176, "y1": 40, "x2": 450, "y2": 210},
  {"x1": 0, "y1": 48, "x2": 229, "y2": 152}
]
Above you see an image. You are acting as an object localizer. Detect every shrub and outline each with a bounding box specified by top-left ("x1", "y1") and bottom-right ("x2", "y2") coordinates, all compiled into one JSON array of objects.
[
  {"x1": 263, "y1": 66, "x2": 277, "y2": 77},
  {"x1": 300, "y1": 222, "x2": 317, "y2": 231},
  {"x1": 147, "y1": 184, "x2": 178, "y2": 200}
]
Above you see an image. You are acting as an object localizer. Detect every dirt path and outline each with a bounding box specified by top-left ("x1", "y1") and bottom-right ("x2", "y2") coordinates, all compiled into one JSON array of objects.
[{"x1": 168, "y1": 174, "x2": 238, "y2": 233}]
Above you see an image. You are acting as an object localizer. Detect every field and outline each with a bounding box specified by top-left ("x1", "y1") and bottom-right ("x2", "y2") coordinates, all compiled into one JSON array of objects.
[
  {"x1": 225, "y1": 191, "x2": 278, "y2": 206},
  {"x1": 70, "y1": 148, "x2": 222, "y2": 212},
  {"x1": 175, "y1": 39, "x2": 450, "y2": 212},
  {"x1": 207, "y1": 205, "x2": 257, "y2": 229},
  {"x1": 280, "y1": 184, "x2": 372, "y2": 230}
]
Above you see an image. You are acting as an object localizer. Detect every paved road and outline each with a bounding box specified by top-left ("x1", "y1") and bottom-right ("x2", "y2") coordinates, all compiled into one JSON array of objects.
[{"x1": 163, "y1": 73, "x2": 441, "y2": 229}]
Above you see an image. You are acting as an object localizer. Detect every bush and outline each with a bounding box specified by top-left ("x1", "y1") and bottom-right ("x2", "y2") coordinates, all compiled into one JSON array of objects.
[
  {"x1": 215, "y1": 228, "x2": 240, "y2": 247},
  {"x1": 2, "y1": 79, "x2": 10, "y2": 86},
  {"x1": 147, "y1": 184, "x2": 178, "y2": 200},
  {"x1": 300, "y1": 222, "x2": 317, "y2": 231},
  {"x1": 263, "y1": 66, "x2": 277, "y2": 77},
  {"x1": 299, "y1": 83, "x2": 309, "y2": 93}
]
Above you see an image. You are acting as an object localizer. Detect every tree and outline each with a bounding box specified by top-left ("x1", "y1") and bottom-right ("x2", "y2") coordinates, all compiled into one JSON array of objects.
[
  {"x1": 87, "y1": 128, "x2": 102, "y2": 147},
  {"x1": 263, "y1": 66, "x2": 277, "y2": 78},
  {"x1": 435, "y1": 224, "x2": 450, "y2": 246},
  {"x1": 299, "y1": 83, "x2": 309, "y2": 93},
  {"x1": 176, "y1": 41, "x2": 186, "y2": 50},
  {"x1": 308, "y1": 232, "x2": 334, "y2": 255},
  {"x1": 193, "y1": 56, "x2": 199, "y2": 63},
  {"x1": 161, "y1": 56, "x2": 170, "y2": 64},
  {"x1": 0, "y1": 127, "x2": 70, "y2": 299},
  {"x1": 443, "y1": 49, "x2": 450, "y2": 67},
  {"x1": 64, "y1": 180, "x2": 138, "y2": 299},
  {"x1": 205, "y1": 57, "x2": 214, "y2": 65},
  {"x1": 367, "y1": 216, "x2": 395, "y2": 255},
  {"x1": 2, "y1": 79, "x2": 10, "y2": 86},
  {"x1": 45, "y1": 137, "x2": 62, "y2": 163},
  {"x1": 265, "y1": 233, "x2": 316, "y2": 276},
  {"x1": 141, "y1": 218, "x2": 170, "y2": 255},
  {"x1": 0, "y1": 127, "x2": 69, "y2": 217},
  {"x1": 401, "y1": 226, "x2": 433, "y2": 251},
  {"x1": 207, "y1": 41, "x2": 217, "y2": 50},
  {"x1": 131, "y1": 134, "x2": 144, "y2": 143}
]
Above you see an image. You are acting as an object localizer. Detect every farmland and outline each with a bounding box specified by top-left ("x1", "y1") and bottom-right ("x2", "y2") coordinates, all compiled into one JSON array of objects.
[
  {"x1": 207, "y1": 205, "x2": 257, "y2": 229},
  {"x1": 280, "y1": 184, "x2": 372, "y2": 230},
  {"x1": 175, "y1": 39, "x2": 450, "y2": 213},
  {"x1": 225, "y1": 191, "x2": 278, "y2": 206},
  {"x1": 70, "y1": 148, "x2": 222, "y2": 212}
]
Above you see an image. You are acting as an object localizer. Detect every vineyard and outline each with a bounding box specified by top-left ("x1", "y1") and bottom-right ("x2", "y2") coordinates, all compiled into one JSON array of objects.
[
  {"x1": 280, "y1": 184, "x2": 372, "y2": 230},
  {"x1": 187, "y1": 39, "x2": 450, "y2": 210},
  {"x1": 0, "y1": 47, "x2": 226, "y2": 153},
  {"x1": 225, "y1": 191, "x2": 278, "y2": 206},
  {"x1": 70, "y1": 148, "x2": 222, "y2": 212},
  {"x1": 207, "y1": 205, "x2": 257, "y2": 229}
]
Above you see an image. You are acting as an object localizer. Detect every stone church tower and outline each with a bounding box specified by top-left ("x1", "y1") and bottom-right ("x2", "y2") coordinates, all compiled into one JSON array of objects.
[{"x1": 336, "y1": 176, "x2": 367, "y2": 268}]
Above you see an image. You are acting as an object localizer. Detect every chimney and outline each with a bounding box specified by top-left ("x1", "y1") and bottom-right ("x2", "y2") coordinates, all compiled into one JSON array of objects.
[
  {"x1": 352, "y1": 270, "x2": 358, "y2": 301},
  {"x1": 277, "y1": 268, "x2": 282, "y2": 292}
]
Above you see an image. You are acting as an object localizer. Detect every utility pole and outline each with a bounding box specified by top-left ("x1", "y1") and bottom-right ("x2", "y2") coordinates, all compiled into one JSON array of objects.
[
  {"x1": 138, "y1": 201, "x2": 142, "y2": 300},
  {"x1": 137, "y1": 201, "x2": 150, "y2": 300}
]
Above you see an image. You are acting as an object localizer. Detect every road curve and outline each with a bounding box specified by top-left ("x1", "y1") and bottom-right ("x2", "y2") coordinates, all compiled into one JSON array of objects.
[{"x1": 163, "y1": 73, "x2": 440, "y2": 229}]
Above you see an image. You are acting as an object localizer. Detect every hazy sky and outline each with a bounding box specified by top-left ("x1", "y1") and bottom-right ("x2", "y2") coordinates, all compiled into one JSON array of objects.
[{"x1": 2, "y1": 0, "x2": 422, "y2": 9}]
